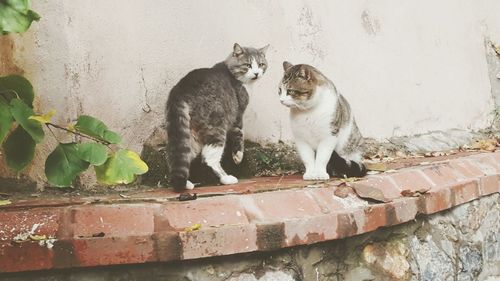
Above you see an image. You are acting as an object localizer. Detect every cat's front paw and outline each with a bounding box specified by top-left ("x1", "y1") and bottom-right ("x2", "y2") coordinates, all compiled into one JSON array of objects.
[
  {"x1": 220, "y1": 175, "x2": 238, "y2": 185},
  {"x1": 303, "y1": 171, "x2": 316, "y2": 181},
  {"x1": 314, "y1": 171, "x2": 330, "y2": 181},
  {"x1": 303, "y1": 171, "x2": 330, "y2": 181},
  {"x1": 232, "y1": 151, "x2": 244, "y2": 165}
]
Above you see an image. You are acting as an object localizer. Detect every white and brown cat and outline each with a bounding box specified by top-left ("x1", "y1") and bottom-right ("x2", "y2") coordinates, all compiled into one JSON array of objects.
[{"x1": 279, "y1": 62, "x2": 366, "y2": 180}]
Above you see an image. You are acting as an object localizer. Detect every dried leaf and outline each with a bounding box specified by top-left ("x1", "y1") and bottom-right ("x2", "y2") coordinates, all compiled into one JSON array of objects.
[
  {"x1": 365, "y1": 162, "x2": 388, "y2": 172},
  {"x1": 334, "y1": 184, "x2": 353, "y2": 198},
  {"x1": 29, "y1": 234, "x2": 47, "y2": 241},
  {"x1": 28, "y1": 110, "x2": 56, "y2": 124},
  {"x1": 339, "y1": 177, "x2": 361, "y2": 183},
  {"x1": 184, "y1": 223, "x2": 201, "y2": 232},
  {"x1": 471, "y1": 139, "x2": 496, "y2": 152},
  {"x1": 0, "y1": 199, "x2": 12, "y2": 206}
]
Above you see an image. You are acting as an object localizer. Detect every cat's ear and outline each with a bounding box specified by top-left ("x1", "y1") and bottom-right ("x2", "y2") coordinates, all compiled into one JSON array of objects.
[
  {"x1": 283, "y1": 61, "x2": 293, "y2": 71},
  {"x1": 259, "y1": 44, "x2": 270, "y2": 54},
  {"x1": 233, "y1": 43, "x2": 244, "y2": 57}
]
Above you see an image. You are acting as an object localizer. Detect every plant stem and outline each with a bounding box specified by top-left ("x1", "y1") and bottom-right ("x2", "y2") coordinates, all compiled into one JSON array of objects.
[
  {"x1": 0, "y1": 90, "x2": 20, "y2": 100},
  {"x1": 46, "y1": 123, "x2": 110, "y2": 145}
]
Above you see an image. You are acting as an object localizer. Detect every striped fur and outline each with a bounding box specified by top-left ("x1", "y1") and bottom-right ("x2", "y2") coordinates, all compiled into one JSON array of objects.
[
  {"x1": 165, "y1": 43, "x2": 268, "y2": 191},
  {"x1": 166, "y1": 100, "x2": 194, "y2": 191}
]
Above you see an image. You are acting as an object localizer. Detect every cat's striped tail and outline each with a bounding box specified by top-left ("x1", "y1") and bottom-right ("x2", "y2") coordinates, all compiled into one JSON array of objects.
[
  {"x1": 166, "y1": 100, "x2": 192, "y2": 192},
  {"x1": 327, "y1": 151, "x2": 367, "y2": 178}
]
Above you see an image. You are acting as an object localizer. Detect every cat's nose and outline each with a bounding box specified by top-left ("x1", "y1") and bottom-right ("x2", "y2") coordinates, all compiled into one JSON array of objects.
[{"x1": 253, "y1": 73, "x2": 259, "y2": 78}]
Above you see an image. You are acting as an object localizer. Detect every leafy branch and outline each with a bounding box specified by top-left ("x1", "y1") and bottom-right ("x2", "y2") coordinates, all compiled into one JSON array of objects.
[{"x1": 0, "y1": 77, "x2": 149, "y2": 187}]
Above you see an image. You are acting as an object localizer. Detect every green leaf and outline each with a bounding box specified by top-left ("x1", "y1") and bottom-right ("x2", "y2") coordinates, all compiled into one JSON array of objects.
[
  {"x1": 0, "y1": 75, "x2": 35, "y2": 107},
  {"x1": 75, "y1": 143, "x2": 108, "y2": 166},
  {"x1": 0, "y1": 0, "x2": 40, "y2": 34},
  {"x1": 74, "y1": 115, "x2": 122, "y2": 144},
  {"x1": 3, "y1": 126, "x2": 35, "y2": 172},
  {"x1": 45, "y1": 143, "x2": 90, "y2": 187},
  {"x1": 9, "y1": 98, "x2": 44, "y2": 143},
  {"x1": 95, "y1": 149, "x2": 148, "y2": 185},
  {"x1": 0, "y1": 100, "x2": 13, "y2": 144}
]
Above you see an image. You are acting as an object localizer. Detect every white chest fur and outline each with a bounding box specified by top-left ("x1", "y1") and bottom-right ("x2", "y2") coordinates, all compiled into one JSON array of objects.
[{"x1": 290, "y1": 88, "x2": 338, "y2": 149}]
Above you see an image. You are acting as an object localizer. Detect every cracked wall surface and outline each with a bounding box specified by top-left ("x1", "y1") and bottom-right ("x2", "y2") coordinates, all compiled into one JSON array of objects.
[
  {"x1": 1, "y1": 1, "x2": 500, "y2": 186},
  {"x1": 3, "y1": 193, "x2": 498, "y2": 281}
]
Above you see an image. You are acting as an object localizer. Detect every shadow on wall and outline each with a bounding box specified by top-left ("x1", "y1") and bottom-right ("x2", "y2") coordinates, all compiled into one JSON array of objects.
[{"x1": 0, "y1": 36, "x2": 23, "y2": 75}]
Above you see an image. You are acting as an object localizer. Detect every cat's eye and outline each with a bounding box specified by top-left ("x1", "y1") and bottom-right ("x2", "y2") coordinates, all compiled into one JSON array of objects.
[
  {"x1": 244, "y1": 63, "x2": 251, "y2": 68},
  {"x1": 259, "y1": 63, "x2": 266, "y2": 67}
]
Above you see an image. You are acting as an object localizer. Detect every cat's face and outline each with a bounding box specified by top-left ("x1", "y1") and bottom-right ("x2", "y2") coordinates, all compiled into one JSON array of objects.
[
  {"x1": 279, "y1": 62, "x2": 321, "y2": 110},
  {"x1": 226, "y1": 43, "x2": 269, "y2": 83}
]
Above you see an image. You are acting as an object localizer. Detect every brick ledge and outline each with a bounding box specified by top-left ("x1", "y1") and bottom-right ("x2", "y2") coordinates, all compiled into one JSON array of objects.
[{"x1": 0, "y1": 152, "x2": 498, "y2": 273}]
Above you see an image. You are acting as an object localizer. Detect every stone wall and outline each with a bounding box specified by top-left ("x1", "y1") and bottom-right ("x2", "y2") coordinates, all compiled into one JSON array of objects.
[{"x1": 3, "y1": 193, "x2": 498, "y2": 281}]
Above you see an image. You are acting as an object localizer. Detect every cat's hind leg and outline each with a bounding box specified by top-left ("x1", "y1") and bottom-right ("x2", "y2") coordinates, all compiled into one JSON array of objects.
[
  {"x1": 327, "y1": 151, "x2": 366, "y2": 178},
  {"x1": 228, "y1": 127, "x2": 244, "y2": 164},
  {"x1": 201, "y1": 131, "x2": 238, "y2": 185}
]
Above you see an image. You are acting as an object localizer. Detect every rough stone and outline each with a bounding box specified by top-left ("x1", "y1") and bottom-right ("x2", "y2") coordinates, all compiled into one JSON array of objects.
[{"x1": 362, "y1": 241, "x2": 410, "y2": 280}]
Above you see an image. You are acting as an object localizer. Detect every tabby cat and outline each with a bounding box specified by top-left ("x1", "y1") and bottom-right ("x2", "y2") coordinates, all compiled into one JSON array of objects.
[
  {"x1": 278, "y1": 62, "x2": 366, "y2": 180},
  {"x1": 166, "y1": 43, "x2": 268, "y2": 191}
]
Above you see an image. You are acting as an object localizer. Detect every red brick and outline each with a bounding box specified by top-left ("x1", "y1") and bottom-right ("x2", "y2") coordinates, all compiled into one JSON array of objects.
[
  {"x1": 306, "y1": 187, "x2": 365, "y2": 213},
  {"x1": 284, "y1": 213, "x2": 338, "y2": 247},
  {"x1": 390, "y1": 170, "x2": 434, "y2": 192},
  {"x1": 391, "y1": 197, "x2": 419, "y2": 223},
  {"x1": 449, "y1": 180, "x2": 480, "y2": 206},
  {"x1": 162, "y1": 196, "x2": 249, "y2": 230},
  {"x1": 247, "y1": 190, "x2": 324, "y2": 222},
  {"x1": 421, "y1": 164, "x2": 464, "y2": 186},
  {"x1": 360, "y1": 197, "x2": 417, "y2": 233},
  {"x1": 469, "y1": 155, "x2": 500, "y2": 175},
  {"x1": 180, "y1": 224, "x2": 257, "y2": 259},
  {"x1": 479, "y1": 175, "x2": 499, "y2": 195},
  {"x1": 0, "y1": 241, "x2": 54, "y2": 272},
  {"x1": 70, "y1": 236, "x2": 156, "y2": 268},
  {"x1": 335, "y1": 209, "x2": 365, "y2": 238},
  {"x1": 418, "y1": 188, "x2": 452, "y2": 214},
  {"x1": 0, "y1": 208, "x2": 62, "y2": 242},
  {"x1": 351, "y1": 175, "x2": 402, "y2": 202},
  {"x1": 362, "y1": 204, "x2": 390, "y2": 233},
  {"x1": 448, "y1": 159, "x2": 486, "y2": 178},
  {"x1": 69, "y1": 204, "x2": 157, "y2": 238}
]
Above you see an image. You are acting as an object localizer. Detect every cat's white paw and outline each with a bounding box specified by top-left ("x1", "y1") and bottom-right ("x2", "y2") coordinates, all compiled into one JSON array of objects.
[
  {"x1": 233, "y1": 151, "x2": 243, "y2": 165},
  {"x1": 303, "y1": 171, "x2": 316, "y2": 181},
  {"x1": 314, "y1": 171, "x2": 330, "y2": 181},
  {"x1": 220, "y1": 175, "x2": 238, "y2": 185},
  {"x1": 185, "y1": 180, "x2": 195, "y2": 190}
]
